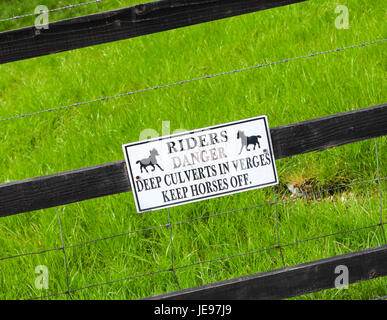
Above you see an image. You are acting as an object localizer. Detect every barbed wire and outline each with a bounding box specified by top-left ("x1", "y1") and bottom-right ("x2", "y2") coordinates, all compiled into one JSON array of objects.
[
  {"x1": 0, "y1": 0, "x2": 104, "y2": 23},
  {"x1": 0, "y1": 39, "x2": 385, "y2": 124}
]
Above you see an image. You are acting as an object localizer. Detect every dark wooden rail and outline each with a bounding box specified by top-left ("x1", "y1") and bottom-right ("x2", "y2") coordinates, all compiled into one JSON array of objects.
[
  {"x1": 0, "y1": 0, "x2": 308, "y2": 64},
  {"x1": 0, "y1": 103, "x2": 386, "y2": 218},
  {"x1": 146, "y1": 245, "x2": 387, "y2": 300}
]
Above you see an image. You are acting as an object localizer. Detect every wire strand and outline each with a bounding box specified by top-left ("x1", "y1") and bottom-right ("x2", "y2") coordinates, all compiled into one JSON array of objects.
[
  {"x1": 56, "y1": 207, "x2": 72, "y2": 299},
  {"x1": 1, "y1": 39, "x2": 385, "y2": 124},
  {"x1": 374, "y1": 139, "x2": 387, "y2": 244}
]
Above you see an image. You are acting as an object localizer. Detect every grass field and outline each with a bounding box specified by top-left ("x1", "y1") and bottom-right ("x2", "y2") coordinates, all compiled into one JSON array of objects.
[{"x1": 0, "y1": 0, "x2": 386, "y2": 300}]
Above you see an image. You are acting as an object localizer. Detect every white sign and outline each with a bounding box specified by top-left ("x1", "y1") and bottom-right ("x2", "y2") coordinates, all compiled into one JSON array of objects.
[{"x1": 122, "y1": 116, "x2": 278, "y2": 213}]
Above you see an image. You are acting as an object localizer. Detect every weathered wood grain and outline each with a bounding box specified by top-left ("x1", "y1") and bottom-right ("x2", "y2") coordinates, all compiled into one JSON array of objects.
[
  {"x1": 0, "y1": 0, "x2": 307, "y2": 64},
  {"x1": 0, "y1": 103, "x2": 386, "y2": 217},
  {"x1": 146, "y1": 245, "x2": 387, "y2": 300}
]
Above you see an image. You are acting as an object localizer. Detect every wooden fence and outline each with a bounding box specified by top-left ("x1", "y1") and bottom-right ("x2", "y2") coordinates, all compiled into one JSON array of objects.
[{"x1": 0, "y1": 0, "x2": 386, "y2": 300}]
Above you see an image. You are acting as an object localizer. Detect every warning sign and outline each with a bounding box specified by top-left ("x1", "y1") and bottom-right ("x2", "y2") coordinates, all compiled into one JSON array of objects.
[{"x1": 122, "y1": 116, "x2": 278, "y2": 213}]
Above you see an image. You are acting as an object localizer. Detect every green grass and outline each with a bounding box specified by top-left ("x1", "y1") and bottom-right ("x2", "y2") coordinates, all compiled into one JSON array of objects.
[{"x1": 0, "y1": 0, "x2": 386, "y2": 300}]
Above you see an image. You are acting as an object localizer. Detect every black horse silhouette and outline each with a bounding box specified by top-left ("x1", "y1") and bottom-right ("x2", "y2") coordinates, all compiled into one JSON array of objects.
[
  {"x1": 136, "y1": 148, "x2": 164, "y2": 173},
  {"x1": 237, "y1": 130, "x2": 262, "y2": 154}
]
